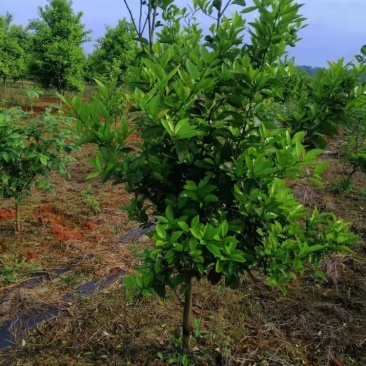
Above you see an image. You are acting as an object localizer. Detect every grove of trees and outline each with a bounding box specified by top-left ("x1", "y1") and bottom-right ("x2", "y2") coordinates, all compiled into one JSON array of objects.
[{"x1": 0, "y1": 0, "x2": 135, "y2": 95}]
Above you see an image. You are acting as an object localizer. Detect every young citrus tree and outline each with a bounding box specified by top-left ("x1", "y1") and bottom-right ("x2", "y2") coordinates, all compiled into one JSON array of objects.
[
  {"x1": 64, "y1": 0, "x2": 357, "y2": 349},
  {"x1": 0, "y1": 107, "x2": 77, "y2": 231}
]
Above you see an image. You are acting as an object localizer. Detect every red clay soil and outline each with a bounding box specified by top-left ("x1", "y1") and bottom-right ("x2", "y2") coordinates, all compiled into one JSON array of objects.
[
  {"x1": 0, "y1": 208, "x2": 16, "y2": 221},
  {"x1": 34, "y1": 206, "x2": 87, "y2": 243},
  {"x1": 19, "y1": 251, "x2": 40, "y2": 262}
]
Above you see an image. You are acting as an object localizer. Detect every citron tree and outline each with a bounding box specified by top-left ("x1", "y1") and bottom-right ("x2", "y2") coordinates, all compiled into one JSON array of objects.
[{"x1": 64, "y1": 0, "x2": 357, "y2": 349}]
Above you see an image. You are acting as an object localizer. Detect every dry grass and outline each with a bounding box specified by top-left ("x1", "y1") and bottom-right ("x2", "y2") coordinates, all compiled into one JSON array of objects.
[{"x1": 2, "y1": 257, "x2": 366, "y2": 366}]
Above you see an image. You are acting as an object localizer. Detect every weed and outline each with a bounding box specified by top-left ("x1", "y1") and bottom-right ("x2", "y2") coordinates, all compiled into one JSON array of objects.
[
  {"x1": 58, "y1": 275, "x2": 80, "y2": 287},
  {"x1": 0, "y1": 258, "x2": 41, "y2": 285},
  {"x1": 193, "y1": 318, "x2": 205, "y2": 341},
  {"x1": 332, "y1": 178, "x2": 353, "y2": 193},
  {"x1": 80, "y1": 185, "x2": 101, "y2": 214},
  {"x1": 157, "y1": 349, "x2": 195, "y2": 366},
  {"x1": 25, "y1": 86, "x2": 44, "y2": 113},
  {"x1": 128, "y1": 241, "x2": 146, "y2": 254}
]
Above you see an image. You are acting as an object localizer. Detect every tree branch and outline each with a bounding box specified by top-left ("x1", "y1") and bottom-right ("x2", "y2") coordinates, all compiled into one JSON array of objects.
[{"x1": 122, "y1": 0, "x2": 139, "y2": 36}]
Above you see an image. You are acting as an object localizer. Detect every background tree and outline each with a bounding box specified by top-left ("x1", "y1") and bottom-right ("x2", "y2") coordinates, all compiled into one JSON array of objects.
[
  {"x1": 299, "y1": 65, "x2": 324, "y2": 77},
  {"x1": 7, "y1": 24, "x2": 31, "y2": 86},
  {"x1": 29, "y1": 0, "x2": 90, "y2": 94},
  {"x1": 87, "y1": 19, "x2": 136, "y2": 85},
  {"x1": 0, "y1": 13, "x2": 27, "y2": 92},
  {"x1": 0, "y1": 107, "x2": 77, "y2": 232}
]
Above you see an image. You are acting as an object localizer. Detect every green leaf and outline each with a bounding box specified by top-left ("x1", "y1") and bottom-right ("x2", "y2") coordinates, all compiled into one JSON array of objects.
[
  {"x1": 189, "y1": 238, "x2": 198, "y2": 251},
  {"x1": 240, "y1": 5, "x2": 256, "y2": 13},
  {"x1": 306, "y1": 244, "x2": 325, "y2": 253},
  {"x1": 156, "y1": 224, "x2": 167, "y2": 240},
  {"x1": 186, "y1": 60, "x2": 200, "y2": 81},
  {"x1": 307, "y1": 177, "x2": 323, "y2": 187},
  {"x1": 334, "y1": 245, "x2": 355, "y2": 254},
  {"x1": 310, "y1": 135, "x2": 327, "y2": 149},
  {"x1": 162, "y1": 119, "x2": 175, "y2": 137},
  {"x1": 86, "y1": 171, "x2": 100, "y2": 179},
  {"x1": 315, "y1": 161, "x2": 328, "y2": 175},
  {"x1": 315, "y1": 271, "x2": 328, "y2": 282},
  {"x1": 233, "y1": 0, "x2": 246, "y2": 6},
  {"x1": 40, "y1": 155, "x2": 48, "y2": 166},
  {"x1": 230, "y1": 252, "x2": 245, "y2": 262},
  {"x1": 207, "y1": 244, "x2": 221, "y2": 257},
  {"x1": 204, "y1": 194, "x2": 219, "y2": 203},
  {"x1": 178, "y1": 221, "x2": 190, "y2": 232},
  {"x1": 174, "y1": 119, "x2": 198, "y2": 139},
  {"x1": 190, "y1": 228, "x2": 202, "y2": 240},
  {"x1": 96, "y1": 152, "x2": 103, "y2": 170},
  {"x1": 221, "y1": 221, "x2": 229, "y2": 237},
  {"x1": 165, "y1": 206, "x2": 174, "y2": 222}
]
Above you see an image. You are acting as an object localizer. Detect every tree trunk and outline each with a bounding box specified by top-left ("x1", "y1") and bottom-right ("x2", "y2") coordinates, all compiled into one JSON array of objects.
[
  {"x1": 3, "y1": 78, "x2": 7, "y2": 93},
  {"x1": 182, "y1": 276, "x2": 194, "y2": 349},
  {"x1": 15, "y1": 203, "x2": 21, "y2": 232}
]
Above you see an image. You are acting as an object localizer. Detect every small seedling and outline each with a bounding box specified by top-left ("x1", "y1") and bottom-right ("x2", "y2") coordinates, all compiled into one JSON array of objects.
[
  {"x1": 25, "y1": 86, "x2": 44, "y2": 113},
  {"x1": 80, "y1": 185, "x2": 101, "y2": 214}
]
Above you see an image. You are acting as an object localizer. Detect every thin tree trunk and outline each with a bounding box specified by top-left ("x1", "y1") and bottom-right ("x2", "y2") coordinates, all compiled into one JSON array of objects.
[
  {"x1": 59, "y1": 90, "x2": 64, "y2": 107},
  {"x1": 182, "y1": 276, "x2": 194, "y2": 349},
  {"x1": 15, "y1": 203, "x2": 21, "y2": 232}
]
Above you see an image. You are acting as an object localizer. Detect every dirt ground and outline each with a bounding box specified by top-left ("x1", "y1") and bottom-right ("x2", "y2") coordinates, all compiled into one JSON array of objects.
[{"x1": 0, "y1": 99, "x2": 366, "y2": 365}]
